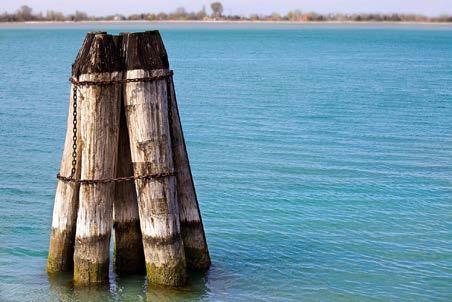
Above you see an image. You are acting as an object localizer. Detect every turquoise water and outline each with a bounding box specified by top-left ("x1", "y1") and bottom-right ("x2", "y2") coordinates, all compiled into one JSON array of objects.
[{"x1": 0, "y1": 24, "x2": 451, "y2": 301}]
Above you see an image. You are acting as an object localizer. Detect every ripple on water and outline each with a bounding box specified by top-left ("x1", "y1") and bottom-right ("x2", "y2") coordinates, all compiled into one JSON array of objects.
[{"x1": 0, "y1": 25, "x2": 451, "y2": 302}]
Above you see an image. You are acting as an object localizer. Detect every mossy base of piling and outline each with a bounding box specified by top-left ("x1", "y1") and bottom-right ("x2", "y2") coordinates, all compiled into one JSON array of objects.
[
  {"x1": 184, "y1": 246, "x2": 211, "y2": 271},
  {"x1": 146, "y1": 259, "x2": 187, "y2": 287},
  {"x1": 73, "y1": 258, "x2": 110, "y2": 285},
  {"x1": 181, "y1": 222, "x2": 211, "y2": 270},
  {"x1": 48, "y1": 228, "x2": 75, "y2": 273},
  {"x1": 73, "y1": 234, "x2": 111, "y2": 285},
  {"x1": 114, "y1": 220, "x2": 145, "y2": 274}
]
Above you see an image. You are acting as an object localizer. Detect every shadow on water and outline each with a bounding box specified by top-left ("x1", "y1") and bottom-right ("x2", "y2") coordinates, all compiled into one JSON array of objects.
[{"x1": 47, "y1": 269, "x2": 210, "y2": 301}]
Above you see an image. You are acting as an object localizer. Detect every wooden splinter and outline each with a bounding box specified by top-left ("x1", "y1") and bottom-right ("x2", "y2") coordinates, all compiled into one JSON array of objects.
[
  {"x1": 72, "y1": 33, "x2": 123, "y2": 285},
  {"x1": 122, "y1": 31, "x2": 187, "y2": 286}
]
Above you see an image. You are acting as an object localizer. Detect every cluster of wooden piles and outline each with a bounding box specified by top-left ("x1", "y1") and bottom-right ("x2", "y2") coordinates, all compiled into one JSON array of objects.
[{"x1": 47, "y1": 31, "x2": 210, "y2": 287}]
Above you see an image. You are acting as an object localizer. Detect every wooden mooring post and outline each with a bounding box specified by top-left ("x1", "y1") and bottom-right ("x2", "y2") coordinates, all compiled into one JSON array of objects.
[
  {"x1": 73, "y1": 33, "x2": 123, "y2": 285},
  {"x1": 168, "y1": 76, "x2": 211, "y2": 270},
  {"x1": 48, "y1": 30, "x2": 210, "y2": 287},
  {"x1": 122, "y1": 31, "x2": 187, "y2": 286},
  {"x1": 47, "y1": 33, "x2": 94, "y2": 273},
  {"x1": 113, "y1": 100, "x2": 145, "y2": 274}
]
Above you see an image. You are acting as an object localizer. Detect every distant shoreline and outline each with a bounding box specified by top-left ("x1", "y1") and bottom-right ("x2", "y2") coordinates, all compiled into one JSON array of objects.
[{"x1": 1, "y1": 20, "x2": 452, "y2": 28}]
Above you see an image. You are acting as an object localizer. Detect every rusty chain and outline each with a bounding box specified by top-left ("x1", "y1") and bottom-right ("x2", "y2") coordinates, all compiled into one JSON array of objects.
[
  {"x1": 68, "y1": 70, "x2": 173, "y2": 87},
  {"x1": 167, "y1": 77, "x2": 174, "y2": 163},
  {"x1": 57, "y1": 171, "x2": 174, "y2": 185},
  {"x1": 57, "y1": 70, "x2": 174, "y2": 185},
  {"x1": 70, "y1": 85, "x2": 78, "y2": 178}
]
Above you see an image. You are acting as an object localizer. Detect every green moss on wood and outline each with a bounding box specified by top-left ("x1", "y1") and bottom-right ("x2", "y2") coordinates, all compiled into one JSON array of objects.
[
  {"x1": 180, "y1": 222, "x2": 211, "y2": 271},
  {"x1": 114, "y1": 221, "x2": 145, "y2": 275},
  {"x1": 146, "y1": 259, "x2": 187, "y2": 287},
  {"x1": 47, "y1": 228, "x2": 75, "y2": 273},
  {"x1": 73, "y1": 258, "x2": 109, "y2": 286},
  {"x1": 184, "y1": 246, "x2": 211, "y2": 271}
]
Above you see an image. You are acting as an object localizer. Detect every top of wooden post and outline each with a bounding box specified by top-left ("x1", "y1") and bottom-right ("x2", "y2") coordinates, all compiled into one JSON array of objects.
[
  {"x1": 122, "y1": 31, "x2": 169, "y2": 71},
  {"x1": 72, "y1": 32, "x2": 123, "y2": 77}
]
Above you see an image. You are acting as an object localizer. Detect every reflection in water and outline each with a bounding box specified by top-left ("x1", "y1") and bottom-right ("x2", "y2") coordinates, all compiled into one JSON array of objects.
[
  {"x1": 48, "y1": 271, "x2": 74, "y2": 300},
  {"x1": 47, "y1": 234, "x2": 211, "y2": 300},
  {"x1": 48, "y1": 268, "x2": 210, "y2": 301},
  {"x1": 146, "y1": 271, "x2": 210, "y2": 302},
  {"x1": 48, "y1": 272, "x2": 115, "y2": 301}
]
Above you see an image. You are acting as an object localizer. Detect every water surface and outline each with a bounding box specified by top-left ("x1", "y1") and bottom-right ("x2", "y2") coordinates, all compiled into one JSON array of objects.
[{"x1": 0, "y1": 23, "x2": 451, "y2": 301}]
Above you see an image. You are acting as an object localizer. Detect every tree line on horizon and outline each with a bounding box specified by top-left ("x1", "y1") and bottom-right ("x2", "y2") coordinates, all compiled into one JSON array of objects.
[{"x1": 2, "y1": 3, "x2": 452, "y2": 23}]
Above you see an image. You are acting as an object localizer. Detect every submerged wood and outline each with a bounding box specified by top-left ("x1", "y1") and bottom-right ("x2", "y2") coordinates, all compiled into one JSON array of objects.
[
  {"x1": 122, "y1": 31, "x2": 187, "y2": 286},
  {"x1": 73, "y1": 33, "x2": 123, "y2": 285},
  {"x1": 167, "y1": 78, "x2": 211, "y2": 270},
  {"x1": 113, "y1": 100, "x2": 145, "y2": 274},
  {"x1": 48, "y1": 33, "x2": 95, "y2": 273}
]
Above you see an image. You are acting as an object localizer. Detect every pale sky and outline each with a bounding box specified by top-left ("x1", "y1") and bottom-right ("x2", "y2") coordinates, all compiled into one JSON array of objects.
[{"x1": 2, "y1": 0, "x2": 452, "y2": 16}]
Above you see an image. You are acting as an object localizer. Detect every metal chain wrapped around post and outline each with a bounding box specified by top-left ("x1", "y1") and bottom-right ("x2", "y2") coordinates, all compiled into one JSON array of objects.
[
  {"x1": 71, "y1": 85, "x2": 78, "y2": 178},
  {"x1": 58, "y1": 70, "x2": 175, "y2": 185}
]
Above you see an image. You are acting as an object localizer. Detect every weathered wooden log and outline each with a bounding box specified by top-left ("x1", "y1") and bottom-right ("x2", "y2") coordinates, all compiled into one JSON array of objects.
[
  {"x1": 48, "y1": 32, "x2": 95, "y2": 273},
  {"x1": 73, "y1": 33, "x2": 123, "y2": 285},
  {"x1": 122, "y1": 31, "x2": 187, "y2": 286},
  {"x1": 111, "y1": 33, "x2": 145, "y2": 275},
  {"x1": 113, "y1": 99, "x2": 145, "y2": 274},
  {"x1": 167, "y1": 78, "x2": 211, "y2": 270}
]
